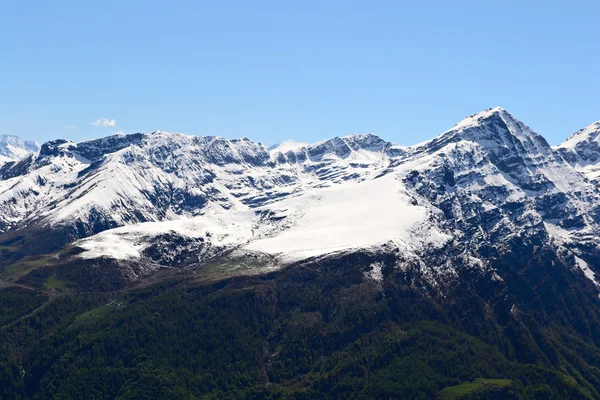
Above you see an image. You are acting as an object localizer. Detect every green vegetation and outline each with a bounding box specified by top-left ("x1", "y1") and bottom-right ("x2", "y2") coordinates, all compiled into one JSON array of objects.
[
  {"x1": 0, "y1": 287, "x2": 48, "y2": 326},
  {"x1": 0, "y1": 244, "x2": 19, "y2": 253},
  {"x1": 441, "y1": 378, "x2": 513, "y2": 399},
  {"x1": 0, "y1": 254, "x2": 58, "y2": 280},
  {"x1": 0, "y1": 269, "x2": 593, "y2": 399},
  {"x1": 69, "y1": 302, "x2": 117, "y2": 329},
  {"x1": 200, "y1": 257, "x2": 273, "y2": 278},
  {"x1": 0, "y1": 262, "x2": 34, "y2": 280},
  {"x1": 43, "y1": 273, "x2": 68, "y2": 290},
  {"x1": 1, "y1": 243, "x2": 600, "y2": 398}
]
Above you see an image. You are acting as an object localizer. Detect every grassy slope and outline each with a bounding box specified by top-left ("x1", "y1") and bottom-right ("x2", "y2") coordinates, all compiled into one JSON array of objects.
[{"x1": 440, "y1": 378, "x2": 512, "y2": 399}]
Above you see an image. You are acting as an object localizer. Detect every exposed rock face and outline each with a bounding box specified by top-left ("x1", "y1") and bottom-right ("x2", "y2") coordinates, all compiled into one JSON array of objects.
[{"x1": 2, "y1": 108, "x2": 600, "y2": 300}]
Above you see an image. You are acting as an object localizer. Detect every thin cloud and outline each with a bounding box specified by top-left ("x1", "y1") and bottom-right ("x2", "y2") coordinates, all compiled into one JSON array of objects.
[{"x1": 90, "y1": 118, "x2": 117, "y2": 127}]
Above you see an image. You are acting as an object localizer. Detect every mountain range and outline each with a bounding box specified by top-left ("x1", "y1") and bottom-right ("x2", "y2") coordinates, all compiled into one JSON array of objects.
[
  {"x1": 4, "y1": 108, "x2": 600, "y2": 398},
  {"x1": 1, "y1": 107, "x2": 600, "y2": 287}
]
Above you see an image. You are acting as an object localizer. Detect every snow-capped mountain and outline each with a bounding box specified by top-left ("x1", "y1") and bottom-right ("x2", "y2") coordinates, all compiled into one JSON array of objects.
[
  {"x1": 0, "y1": 135, "x2": 40, "y2": 165},
  {"x1": 268, "y1": 139, "x2": 308, "y2": 153},
  {"x1": 8, "y1": 110, "x2": 600, "y2": 400},
  {"x1": 2, "y1": 108, "x2": 600, "y2": 294},
  {"x1": 555, "y1": 121, "x2": 600, "y2": 181}
]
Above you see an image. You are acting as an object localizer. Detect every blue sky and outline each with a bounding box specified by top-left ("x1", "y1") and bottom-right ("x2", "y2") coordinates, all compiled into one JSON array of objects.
[{"x1": 1, "y1": 1, "x2": 599, "y2": 146}]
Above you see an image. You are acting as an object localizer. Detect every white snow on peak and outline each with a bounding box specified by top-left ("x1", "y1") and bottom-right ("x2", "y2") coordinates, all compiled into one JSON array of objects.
[
  {"x1": 557, "y1": 121, "x2": 600, "y2": 150},
  {"x1": 0, "y1": 135, "x2": 40, "y2": 164},
  {"x1": 409, "y1": 107, "x2": 537, "y2": 153},
  {"x1": 446, "y1": 107, "x2": 509, "y2": 132},
  {"x1": 554, "y1": 122, "x2": 600, "y2": 182},
  {"x1": 269, "y1": 139, "x2": 308, "y2": 153}
]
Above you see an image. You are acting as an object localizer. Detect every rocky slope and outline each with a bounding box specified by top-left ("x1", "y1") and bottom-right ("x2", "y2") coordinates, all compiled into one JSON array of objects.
[
  {"x1": 555, "y1": 121, "x2": 600, "y2": 181},
  {"x1": 1, "y1": 108, "x2": 600, "y2": 297}
]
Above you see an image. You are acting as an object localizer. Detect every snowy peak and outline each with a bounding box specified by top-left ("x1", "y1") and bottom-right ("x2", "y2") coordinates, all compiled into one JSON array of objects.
[
  {"x1": 272, "y1": 134, "x2": 407, "y2": 164},
  {"x1": 146, "y1": 131, "x2": 270, "y2": 165},
  {"x1": 448, "y1": 106, "x2": 534, "y2": 133},
  {"x1": 0, "y1": 135, "x2": 40, "y2": 164},
  {"x1": 400, "y1": 107, "x2": 600, "y2": 241},
  {"x1": 268, "y1": 140, "x2": 308, "y2": 153},
  {"x1": 2, "y1": 132, "x2": 273, "y2": 181},
  {"x1": 0, "y1": 135, "x2": 39, "y2": 153},
  {"x1": 556, "y1": 121, "x2": 600, "y2": 161},
  {"x1": 448, "y1": 106, "x2": 509, "y2": 131},
  {"x1": 415, "y1": 107, "x2": 555, "y2": 167},
  {"x1": 448, "y1": 107, "x2": 549, "y2": 149},
  {"x1": 555, "y1": 122, "x2": 600, "y2": 181},
  {"x1": 560, "y1": 121, "x2": 600, "y2": 149},
  {"x1": 304, "y1": 134, "x2": 387, "y2": 160}
]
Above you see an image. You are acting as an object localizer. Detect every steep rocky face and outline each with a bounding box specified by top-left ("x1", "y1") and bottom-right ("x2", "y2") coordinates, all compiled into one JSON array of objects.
[
  {"x1": 404, "y1": 109, "x2": 600, "y2": 249},
  {"x1": 2, "y1": 108, "x2": 600, "y2": 300},
  {"x1": 362, "y1": 109, "x2": 600, "y2": 295},
  {"x1": 272, "y1": 133, "x2": 404, "y2": 162}
]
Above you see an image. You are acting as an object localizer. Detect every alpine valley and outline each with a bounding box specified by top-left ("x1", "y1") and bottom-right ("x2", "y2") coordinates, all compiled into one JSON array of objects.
[{"x1": 4, "y1": 108, "x2": 600, "y2": 399}]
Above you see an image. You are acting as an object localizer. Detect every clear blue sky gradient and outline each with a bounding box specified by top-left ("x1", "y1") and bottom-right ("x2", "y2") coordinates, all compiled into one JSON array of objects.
[{"x1": 2, "y1": 1, "x2": 599, "y2": 146}]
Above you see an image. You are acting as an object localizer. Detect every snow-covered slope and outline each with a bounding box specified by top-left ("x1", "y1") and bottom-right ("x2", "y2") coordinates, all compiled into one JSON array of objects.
[
  {"x1": 3, "y1": 108, "x2": 600, "y2": 293},
  {"x1": 0, "y1": 135, "x2": 39, "y2": 165},
  {"x1": 0, "y1": 132, "x2": 402, "y2": 235},
  {"x1": 77, "y1": 173, "x2": 450, "y2": 265},
  {"x1": 556, "y1": 121, "x2": 600, "y2": 181},
  {"x1": 245, "y1": 174, "x2": 451, "y2": 261}
]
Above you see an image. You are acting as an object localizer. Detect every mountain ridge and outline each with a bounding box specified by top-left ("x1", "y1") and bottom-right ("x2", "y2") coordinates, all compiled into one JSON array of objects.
[
  {"x1": 0, "y1": 109, "x2": 597, "y2": 235},
  {"x1": 1, "y1": 107, "x2": 600, "y2": 296}
]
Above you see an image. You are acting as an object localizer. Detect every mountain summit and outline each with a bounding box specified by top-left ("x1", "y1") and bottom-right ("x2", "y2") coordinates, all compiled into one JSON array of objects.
[
  {"x1": 555, "y1": 121, "x2": 600, "y2": 181},
  {"x1": 0, "y1": 135, "x2": 39, "y2": 164}
]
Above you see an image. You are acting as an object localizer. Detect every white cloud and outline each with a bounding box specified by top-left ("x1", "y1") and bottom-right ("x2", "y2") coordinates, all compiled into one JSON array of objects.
[
  {"x1": 115, "y1": 130, "x2": 125, "y2": 135},
  {"x1": 90, "y1": 118, "x2": 117, "y2": 127}
]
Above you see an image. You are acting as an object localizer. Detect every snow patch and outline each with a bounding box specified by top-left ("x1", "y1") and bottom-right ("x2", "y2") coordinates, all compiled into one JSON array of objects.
[
  {"x1": 574, "y1": 256, "x2": 600, "y2": 293},
  {"x1": 78, "y1": 233, "x2": 142, "y2": 260},
  {"x1": 76, "y1": 211, "x2": 255, "y2": 260},
  {"x1": 365, "y1": 261, "x2": 384, "y2": 283}
]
